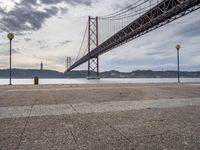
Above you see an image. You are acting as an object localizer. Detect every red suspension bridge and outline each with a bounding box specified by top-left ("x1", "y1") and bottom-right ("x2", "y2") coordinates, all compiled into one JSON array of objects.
[{"x1": 67, "y1": 0, "x2": 200, "y2": 78}]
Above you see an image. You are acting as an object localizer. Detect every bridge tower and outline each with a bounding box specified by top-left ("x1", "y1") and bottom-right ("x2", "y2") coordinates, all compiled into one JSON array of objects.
[
  {"x1": 66, "y1": 57, "x2": 71, "y2": 70},
  {"x1": 87, "y1": 16, "x2": 99, "y2": 79}
]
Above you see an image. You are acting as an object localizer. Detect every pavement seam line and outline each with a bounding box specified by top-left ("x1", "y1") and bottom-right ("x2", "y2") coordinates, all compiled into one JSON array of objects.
[
  {"x1": 131, "y1": 129, "x2": 173, "y2": 139},
  {"x1": 69, "y1": 103, "x2": 118, "y2": 149},
  {"x1": 40, "y1": 94, "x2": 61, "y2": 149},
  {"x1": 16, "y1": 99, "x2": 37, "y2": 150},
  {"x1": 54, "y1": 98, "x2": 81, "y2": 150},
  {"x1": 71, "y1": 103, "x2": 135, "y2": 149},
  {"x1": 62, "y1": 114, "x2": 81, "y2": 150},
  {"x1": 70, "y1": 98, "x2": 132, "y2": 150},
  {"x1": 67, "y1": 93, "x2": 91, "y2": 140},
  {"x1": 68, "y1": 93, "x2": 118, "y2": 150},
  {"x1": 94, "y1": 114, "x2": 134, "y2": 145}
]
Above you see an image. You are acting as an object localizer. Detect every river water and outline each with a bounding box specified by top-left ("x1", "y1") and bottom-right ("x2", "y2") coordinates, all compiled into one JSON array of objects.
[{"x1": 0, "y1": 78, "x2": 200, "y2": 85}]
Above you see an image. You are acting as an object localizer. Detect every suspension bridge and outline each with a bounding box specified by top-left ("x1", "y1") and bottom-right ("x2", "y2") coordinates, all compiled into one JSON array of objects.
[{"x1": 66, "y1": 0, "x2": 200, "y2": 78}]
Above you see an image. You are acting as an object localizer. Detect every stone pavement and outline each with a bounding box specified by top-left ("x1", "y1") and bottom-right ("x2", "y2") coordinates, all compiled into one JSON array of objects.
[{"x1": 0, "y1": 83, "x2": 200, "y2": 150}]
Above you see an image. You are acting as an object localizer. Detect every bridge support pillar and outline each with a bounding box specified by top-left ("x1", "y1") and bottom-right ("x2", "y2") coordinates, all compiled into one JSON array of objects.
[{"x1": 87, "y1": 16, "x2": 100, "y2": 79}]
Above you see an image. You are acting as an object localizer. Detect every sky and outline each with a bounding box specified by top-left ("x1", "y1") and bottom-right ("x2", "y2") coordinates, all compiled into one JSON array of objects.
[{"x1": 0, "y1": 0, "x2": 200, "y2": 72}]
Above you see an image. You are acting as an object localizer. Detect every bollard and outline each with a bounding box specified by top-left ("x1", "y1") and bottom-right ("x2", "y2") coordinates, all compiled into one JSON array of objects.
[{"x1": 34, "y1": 76, "x2": 39, "y2": 85}]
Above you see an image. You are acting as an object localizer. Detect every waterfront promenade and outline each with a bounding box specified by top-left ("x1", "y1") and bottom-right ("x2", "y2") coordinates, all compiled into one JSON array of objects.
[{"x1": 0, "y1": 83, "x2": 200, "y2": 149}]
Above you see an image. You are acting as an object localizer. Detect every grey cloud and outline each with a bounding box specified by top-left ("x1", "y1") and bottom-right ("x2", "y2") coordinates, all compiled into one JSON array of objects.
[
  {"x1": 145, "y1": 42, "x2": 175, "y2": 56},
  {"x1": 0, "y1": 7, "x2": 5, "y2": 15},
  {"x1": 146, "y1": 51, "x2": 166, "y2": 56},
  {"x1": 27, "y1": 0, "x2": 38, "y2": 5},
  {"x1": 103, "y1": 56, "x2": 178, "y2": 71},
  {"x1": 179, "y1": 64, "x2": 200, "y2": 71},
  {"x1": 33, "y1": 54, "x2": 42, "y2": 59},
  {"x1": 109, "y1": 56, "x2": 176, "y2": 66},
  {"x1": 40, "y1": 0, "x2": 93, "y2": 6},
  {"x1": 0, "y1": 0, "x2": 95, "y2": 33},
  {"x1": 60, "y1": 7, "x2": 68, "y2": 14},
  {"x1": 113, "y1": 3, "x2": 129, "y2": 11},
  {"x1": 37, "y1": 39, "x2": 49, "y2": 49},
  {"x1": 0, "y1": 5, "x2": 60, "y2": 32},
  {"x1": 13, "y1": 48, "x2": 21, "y2": 54},
  {"x1": 17, "y1": 0, "x2": 38, "y2": 6},
  {"x1": 46, "y1": 55, "x2": 66, "y2": 63},
  {"x1": 56, "y1": 40, "x2": 71, "y2": 47},
  {"x1": 37, "y1": 40, "x2": 43, "y2": 45},
  {"x1": 39, "y1": 0, "x2": 62, "y2": 4},
  {"x1": 24, "y1": 38, "x2": 31, "y2": 42},
  {"x1": 0, "y1": 48, "x2": 20, "y2": 56},
  {"x1": 33, "y1": 54, "x2": 67, "y2": 64},
  {"x1": 174, "y1": 10, "x2": 200, "y2": 38},
  {"x1": 177, "y1": 20, "x2": 200, "y2": 38},
  {"x1": 15, "y1": 32, "x2": 29, "y2": 36},
  {"x1": 65, "y1": 0, "x2": 93, "y2": 6},
  {"x1": 112, "y1": 0, "x2": 137, "y2": 12},
  {"x1": 0, "y1": 2, "x2": 59, "y2": 32}
]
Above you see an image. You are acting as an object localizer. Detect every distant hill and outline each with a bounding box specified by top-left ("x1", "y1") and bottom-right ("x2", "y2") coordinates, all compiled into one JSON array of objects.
[
  {"x1": 0, "y1": 69, "x2": 64, "y2": 78},
  {"x1": 100, "y1": 70, "x2": 200, "y2": 78},
  {"x1": 65, "y1": 70, "x2": 200, "y2": 78},
  {"x1": 0, "y1": 69, "x2": 200, "y2": 78}
]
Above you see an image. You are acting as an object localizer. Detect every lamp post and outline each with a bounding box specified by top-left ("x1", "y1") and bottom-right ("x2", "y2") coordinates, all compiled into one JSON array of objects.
[
  {"x1": 7, "y1": 33, "x2": 14, "y2": 85},
  {"x1": 176, "y1": 44, "x2": 181, "y2": 83}
]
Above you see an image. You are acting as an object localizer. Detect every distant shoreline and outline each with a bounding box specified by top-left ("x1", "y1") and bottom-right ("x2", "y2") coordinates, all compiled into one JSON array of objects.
[{"x1": 0, "y1": 69, "x2": 200, "y2": 78}]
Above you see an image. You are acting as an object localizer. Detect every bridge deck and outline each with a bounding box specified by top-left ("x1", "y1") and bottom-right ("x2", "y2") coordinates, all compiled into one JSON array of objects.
[{"x1": 67, "y1": 0, "x2": 200, "y2": 72}]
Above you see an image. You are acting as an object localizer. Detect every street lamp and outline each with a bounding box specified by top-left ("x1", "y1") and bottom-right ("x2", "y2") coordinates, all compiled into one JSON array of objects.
[
  {"x1": 176, "y1": 44, "x2": 181, "y2": 83},
  {"x1": 7, "y1": 33, "x2": 14, "y2": 85}
]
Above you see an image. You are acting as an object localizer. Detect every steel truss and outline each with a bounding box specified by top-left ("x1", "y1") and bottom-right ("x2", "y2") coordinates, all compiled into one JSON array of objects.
[{"x1": 67, "y1": 0, "x2": 200, "y2": 72}]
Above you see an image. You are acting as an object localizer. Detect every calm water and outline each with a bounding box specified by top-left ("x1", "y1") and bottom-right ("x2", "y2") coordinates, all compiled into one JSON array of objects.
[{"x1": 0, "y1": 78, "x2": 200, "y2": 85}]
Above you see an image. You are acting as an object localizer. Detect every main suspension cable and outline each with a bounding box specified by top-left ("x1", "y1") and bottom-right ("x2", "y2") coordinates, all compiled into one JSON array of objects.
[
  {"x1": 74, "y1": 22, "x2": 88, "y2": 63},
  {"x1": 100, "y1": 0, "x2": 150, "y2": 19}
]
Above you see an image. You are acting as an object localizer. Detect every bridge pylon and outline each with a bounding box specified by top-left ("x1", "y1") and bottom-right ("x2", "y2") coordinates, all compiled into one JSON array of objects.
[{"x1": 87, "y1": 16, "x2": 100, "y2": 79}]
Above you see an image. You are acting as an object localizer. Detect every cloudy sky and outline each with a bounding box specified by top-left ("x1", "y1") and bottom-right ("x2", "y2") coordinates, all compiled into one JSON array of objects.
[{"x1": 0, "y1": 0, "x2": 200, "y2": 72}]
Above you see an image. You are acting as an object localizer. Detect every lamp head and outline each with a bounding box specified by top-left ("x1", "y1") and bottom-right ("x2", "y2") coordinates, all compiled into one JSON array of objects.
[
  {"x1": 7, "y1": 33, "x2": 14, "y2": 40},
  {"x1": 176, "y1": 44, "x2": 181, "y2": 50}
]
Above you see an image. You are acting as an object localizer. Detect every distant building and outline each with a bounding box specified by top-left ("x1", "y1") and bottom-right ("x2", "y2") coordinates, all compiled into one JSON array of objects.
[{"x1": 40, "y1": 61, "x2": 43, "y2": 70}]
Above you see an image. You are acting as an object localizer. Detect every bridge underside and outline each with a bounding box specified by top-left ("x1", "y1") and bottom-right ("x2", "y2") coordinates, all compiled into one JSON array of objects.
[{"x1": 67, "y1": 0, "x2": 200, "y2": 72}]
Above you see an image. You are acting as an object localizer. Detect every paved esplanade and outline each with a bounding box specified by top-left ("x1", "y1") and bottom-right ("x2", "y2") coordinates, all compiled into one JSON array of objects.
[{"x1": 0, "y1": 83, "x2": 200, "y2": 149}]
